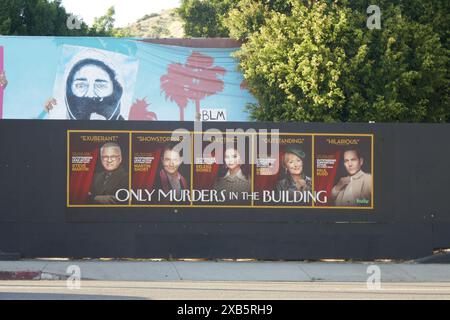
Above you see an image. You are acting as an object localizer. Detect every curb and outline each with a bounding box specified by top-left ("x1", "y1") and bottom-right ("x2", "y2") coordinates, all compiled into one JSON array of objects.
[
  {"x1": 0, "y1": 271, "x2": 64, "y2": 281},
  {"x1": 414, "y1": 252, "x2": 450, "y2": 264}
]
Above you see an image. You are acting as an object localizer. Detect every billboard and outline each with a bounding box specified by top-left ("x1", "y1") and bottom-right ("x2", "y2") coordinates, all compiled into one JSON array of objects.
[
  {"x1": 0, "y1": 37, "x2": 256, "y2": 121},
  {"x1": 67, "y1": 129, "x2": 374, "y2": 209}
]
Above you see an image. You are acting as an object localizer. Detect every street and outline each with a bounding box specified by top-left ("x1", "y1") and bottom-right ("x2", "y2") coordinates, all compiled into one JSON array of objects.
[{"x1": 1, "y1": 281, "x2": 450, "y2": 300}]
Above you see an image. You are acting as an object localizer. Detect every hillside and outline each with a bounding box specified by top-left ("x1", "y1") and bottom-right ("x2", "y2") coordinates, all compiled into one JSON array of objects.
[{"x1": 117, "y1": 8, "x2": 184, "y2": 38}]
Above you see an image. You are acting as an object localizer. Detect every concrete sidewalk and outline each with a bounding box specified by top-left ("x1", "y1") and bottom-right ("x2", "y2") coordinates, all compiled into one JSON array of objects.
[{"x1": 0, "y1": 260, "x2": 449, "y2": 282}]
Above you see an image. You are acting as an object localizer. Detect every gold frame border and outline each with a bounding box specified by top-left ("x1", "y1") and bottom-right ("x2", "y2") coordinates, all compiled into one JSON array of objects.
[{"x1": 67, "y1": 130, "x2": 375, "y2": 210}]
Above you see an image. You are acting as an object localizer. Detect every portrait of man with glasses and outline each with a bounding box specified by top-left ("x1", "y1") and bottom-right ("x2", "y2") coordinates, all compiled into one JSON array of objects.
[{"x1": 89, "y1": 142, "x2": 128, "y2": 204}]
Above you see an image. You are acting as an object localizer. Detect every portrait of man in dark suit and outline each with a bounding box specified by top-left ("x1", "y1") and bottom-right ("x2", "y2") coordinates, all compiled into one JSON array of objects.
[{"x1": 89, "y1": 142, "x2": 128, "y2": 204}]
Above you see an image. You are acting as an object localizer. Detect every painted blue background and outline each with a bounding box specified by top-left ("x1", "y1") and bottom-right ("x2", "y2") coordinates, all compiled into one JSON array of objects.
[{"x1": 0, "y1": 36, "x2": 256, "y2": 121}]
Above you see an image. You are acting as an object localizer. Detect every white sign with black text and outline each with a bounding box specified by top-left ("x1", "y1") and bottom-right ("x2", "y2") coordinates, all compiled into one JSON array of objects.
[{"x1": 200, "y1": 108, "x2": 227, "y2": 122}]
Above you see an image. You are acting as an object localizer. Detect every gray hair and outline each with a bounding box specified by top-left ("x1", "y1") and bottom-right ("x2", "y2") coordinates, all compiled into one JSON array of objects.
[{"x1": 100, "y1": 142, "x2": 122, "y2": 156}]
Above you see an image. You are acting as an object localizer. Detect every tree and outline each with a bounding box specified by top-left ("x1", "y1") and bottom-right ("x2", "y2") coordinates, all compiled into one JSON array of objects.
[
  {"x1": 0, "y1": 1, "x2": 122, "y2": 37},
  {"x1": 178, "y1": 0, "x2": 293, "y2": 39},
  {"x1": 178, "y1": 0, "x2": 239, "y2": 37},
  {"x1": 0, "y1": 0, "x2": 90, "y2": 36},
  {"x1": 225, "y1": 0, "x2": 293, "y2": 40},
  {"x1": 348, "y1": 0, "x2": 449, "y2": 47},
  {"x1": 161, "y1": 61, "x2": 190, "y2": 121},
  {"x1": 90, "y1": 6, "x2": 116, "y2": 36},
  {"x1": 161, "y1": 52, "x2": 226, "y2": 121},
  {"x1": 235, "y1": 0, "x2": 449, "y2": 122}
]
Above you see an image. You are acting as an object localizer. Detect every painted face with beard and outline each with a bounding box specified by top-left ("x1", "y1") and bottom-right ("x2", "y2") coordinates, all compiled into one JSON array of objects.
[{"x1": 66, "y1": 59, "x2": 124, "y2": 120}]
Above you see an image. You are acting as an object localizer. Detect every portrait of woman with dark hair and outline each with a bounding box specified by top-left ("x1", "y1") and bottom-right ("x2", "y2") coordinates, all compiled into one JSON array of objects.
[
  {"x1": 275, "y1": 146, "x2": 312, "y2": 194},
  {"x1": 213, "y1": 147, "x2": 251, "y2": 204}
]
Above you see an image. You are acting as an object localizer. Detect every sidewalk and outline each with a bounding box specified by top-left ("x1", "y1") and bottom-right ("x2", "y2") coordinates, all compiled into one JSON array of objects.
[{"x1": 1, "y1": 260, "x2": 450, "y2": 282}]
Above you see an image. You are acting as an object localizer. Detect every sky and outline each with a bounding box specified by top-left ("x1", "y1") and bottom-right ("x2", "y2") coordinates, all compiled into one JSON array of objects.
[{"x1": 61, "y1": 0, "x2": 181, "y2": 27}]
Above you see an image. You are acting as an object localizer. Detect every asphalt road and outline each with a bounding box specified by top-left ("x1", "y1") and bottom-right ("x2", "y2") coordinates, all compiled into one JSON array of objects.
[{"x1": 1, "y1": 281, "x2": 450, "y2": 300}]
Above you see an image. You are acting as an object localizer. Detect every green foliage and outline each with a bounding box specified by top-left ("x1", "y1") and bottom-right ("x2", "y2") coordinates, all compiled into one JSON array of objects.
[
  {"x1": 112, "y1": 27, "x2": 133, "y2": 38},
  {"x1": 178, "y1": 0, "x2": 292, "y2": 39},
  {"x1": 0, "y1": 0, "x2": 90, "y2": 36},
  {"x1": 178, "y1": 0, "x2": 449, "y2": 122},
  {"x1": 178, "y1": 0, "x2": 239, "y2": 37},
  {"x1": 90, "y1": 6, "x2": 116, "y2": 36},
  {"x1": 0, "y1": 1, "x2": 126, "y2": 37},
  {"x1": 225, "y1": 0, "x2": 292, "y2": 40},
  {"x1": 236, "y1": 0, "x2": 449, "y2": 122},
  {"x1": 238, "y1": 1, "x2": 362, "y2": 122}
]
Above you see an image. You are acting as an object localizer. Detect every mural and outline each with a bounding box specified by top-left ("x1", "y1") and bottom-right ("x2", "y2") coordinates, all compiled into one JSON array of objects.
[
  {"x1": 0, "y1": 36, "x2": 257, "y2": 121},
  {"x1": 161, "y1": 51, "x2": 226, "y2": 121}
]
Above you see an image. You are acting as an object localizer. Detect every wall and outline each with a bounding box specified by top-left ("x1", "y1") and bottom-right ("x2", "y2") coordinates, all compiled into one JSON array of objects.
[{"x1": 0, "y1": 120, "x2": 448, "y2": 260}]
